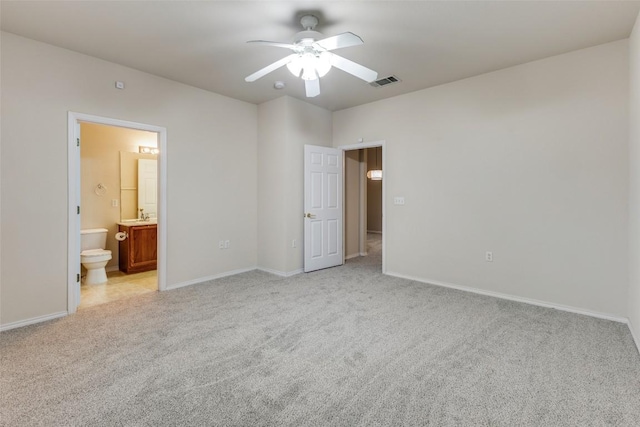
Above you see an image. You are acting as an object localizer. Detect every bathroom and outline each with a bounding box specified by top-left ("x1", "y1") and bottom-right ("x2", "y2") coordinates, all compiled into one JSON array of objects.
[{"x1": 79, "y1": 122, "x2": 159, "y2": 308}]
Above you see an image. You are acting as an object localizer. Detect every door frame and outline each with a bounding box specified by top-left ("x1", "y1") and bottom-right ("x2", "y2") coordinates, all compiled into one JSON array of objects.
[
  {"x1": 338, "y1": 140, "x2": 386, "y2": 274},
  {"x1": 67, "y1": 112, "x2": 168, "y2": 314}
]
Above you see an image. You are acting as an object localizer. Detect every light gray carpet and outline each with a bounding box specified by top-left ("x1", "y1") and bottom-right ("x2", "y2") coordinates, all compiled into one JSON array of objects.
[{"x1": 2, "y1": 234, "x2": 639, "y2": 426}]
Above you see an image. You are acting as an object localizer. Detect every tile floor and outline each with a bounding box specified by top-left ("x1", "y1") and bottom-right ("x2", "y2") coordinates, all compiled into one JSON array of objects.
[{"x1": 79, "y1": 270, "x2": 157, "y2": 310}]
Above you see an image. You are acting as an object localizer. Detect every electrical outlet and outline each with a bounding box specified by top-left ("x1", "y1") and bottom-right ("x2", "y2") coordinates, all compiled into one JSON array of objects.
[
  {"x1": 224, "y1": 240, "x2": 230, "y2": 249},
  {"x1": 219, "y1": 240, "x2": 224, "y2": 249},
  {"x1": 111, "y1": 199, "x2": 118, "y2": 207},
  {"x1": 486, "y1": 251, "x2": 493, "y2": 262}
]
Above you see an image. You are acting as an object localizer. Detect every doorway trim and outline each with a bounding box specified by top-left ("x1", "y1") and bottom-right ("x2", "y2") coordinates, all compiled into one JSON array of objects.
[
  {"x1": 338, "y1": 140, "x2": 386, "y2": 274},
  {"x1": 67, "y1": 112, "x2": 168, "y2": 314}
]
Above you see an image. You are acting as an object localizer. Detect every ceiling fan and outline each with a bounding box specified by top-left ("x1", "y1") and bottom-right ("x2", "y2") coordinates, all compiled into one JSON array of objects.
[{"x1": 245, "y1": 15, "x2": 378, "y2": 98}]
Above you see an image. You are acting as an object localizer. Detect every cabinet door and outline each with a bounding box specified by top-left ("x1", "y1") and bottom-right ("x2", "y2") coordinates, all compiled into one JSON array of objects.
[{"x1": 129, "y1": 226, "x2": 157, "y2": 271}]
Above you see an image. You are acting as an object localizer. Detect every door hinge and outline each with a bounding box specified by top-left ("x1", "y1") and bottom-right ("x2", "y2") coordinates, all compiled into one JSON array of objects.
[
  {"x1": 77, "y1": 138, "x2": 80, "y2": 147},
  {"x1": 77, "y1": 206, "x2": 80, "y2": 214},
  {"x1": 76, "y1": 273, "x2": 80, "y2": 283}
]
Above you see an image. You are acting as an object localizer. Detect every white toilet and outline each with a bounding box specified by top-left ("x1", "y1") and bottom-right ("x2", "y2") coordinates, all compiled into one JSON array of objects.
[{"x1": 80, "y1": 228, "x2": 112, "y2": 285}]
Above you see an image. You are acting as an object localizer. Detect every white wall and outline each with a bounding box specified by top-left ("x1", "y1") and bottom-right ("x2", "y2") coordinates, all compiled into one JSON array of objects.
[
  {"x1": 629, "y1": 13, "x2": 640, "y2": 347},
  {"x1": 257, "y1": 97, "x2": 288, "y2": 273},
  {"x1": 334, "y1": 40, "x2": 630, "y2": 318},
  {"x1": 257, "y1": 96, "x2": 332, "y2": 275},
  {"x1": 0, "y1": 32, "x2": 258, "y2": 326}
]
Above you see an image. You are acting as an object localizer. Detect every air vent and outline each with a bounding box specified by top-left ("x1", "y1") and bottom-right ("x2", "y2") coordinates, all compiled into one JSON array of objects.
[{"x1": 370, "y1": 75, "x2": 401, "y2": 88}]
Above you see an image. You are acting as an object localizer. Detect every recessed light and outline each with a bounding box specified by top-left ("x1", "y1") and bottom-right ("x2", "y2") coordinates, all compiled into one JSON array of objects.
[{"x1": 273, "y1": 81, "x2": 286, "y2": 90}]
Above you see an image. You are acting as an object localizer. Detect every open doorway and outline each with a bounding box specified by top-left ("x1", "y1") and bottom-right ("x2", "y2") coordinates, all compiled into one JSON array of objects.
[
  {"x1": 68, "y1": 113, "x2": 167, "y2": 314},
  {"x1": 364, "y1": 147, "x2": 383, "y2": 261},
  {"x1": 341, "y1": 141, "x2": 386, "y2": 271},
  {"x1": 78, "y1": 122, "x2": 158, "y2": 309}
]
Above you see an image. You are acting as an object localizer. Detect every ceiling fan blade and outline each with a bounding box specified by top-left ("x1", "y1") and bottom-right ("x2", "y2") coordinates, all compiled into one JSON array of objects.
[
  {"x1": 305, "y1": 78, "x2": 320, "y2": 98},
  {"x1": 314, "y1": 32, "x2": 364, "y2": 51},
  {"x1": 330, "y1": 54, "x2": 378, "y2": 82},
  {"x1": 245, "y1": 53, "x2": 298, "y2": 82},
  {"x1": 247, "y1": 40, "x2": 296, "y2": 49}
]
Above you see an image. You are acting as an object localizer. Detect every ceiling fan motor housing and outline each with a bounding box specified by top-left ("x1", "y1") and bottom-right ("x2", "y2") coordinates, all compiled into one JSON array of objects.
[{"x1": 293, "y1": 30, "x2": 324, "y2": 46}]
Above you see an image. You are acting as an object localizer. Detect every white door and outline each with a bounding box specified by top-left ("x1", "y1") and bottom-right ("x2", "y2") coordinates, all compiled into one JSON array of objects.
[
  {"x1": 138, "y1": 159, "x2": 157, "y2": 218},
  {"x1": 304, "y1": 145, "x2": 344, "y2": 272}
]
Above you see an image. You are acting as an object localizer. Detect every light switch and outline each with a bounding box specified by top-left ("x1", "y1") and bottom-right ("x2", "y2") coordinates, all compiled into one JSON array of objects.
[{"x1": 394, "y1": 197, "x2": 405, "y2": 205}]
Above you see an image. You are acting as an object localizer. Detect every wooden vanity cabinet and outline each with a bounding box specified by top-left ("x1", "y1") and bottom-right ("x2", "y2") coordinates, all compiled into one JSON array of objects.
[{"x1": 118, "y1": 224, "x2": 157, "y2": 273}]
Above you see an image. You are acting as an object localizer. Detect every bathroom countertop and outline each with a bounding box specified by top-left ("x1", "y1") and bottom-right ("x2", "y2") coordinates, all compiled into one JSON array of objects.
[{"x1": 117, "y1": 219, "x2": 158, "y2": 227}]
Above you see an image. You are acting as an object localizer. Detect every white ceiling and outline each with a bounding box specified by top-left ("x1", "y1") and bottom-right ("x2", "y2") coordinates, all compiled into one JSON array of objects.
[{"x1": 2, "y1": 1, "x2": 639, "y2": 111}]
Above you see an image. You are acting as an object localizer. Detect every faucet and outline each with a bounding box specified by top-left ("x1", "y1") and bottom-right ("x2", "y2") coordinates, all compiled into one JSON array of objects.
[{"x1": 139, "y1": 208, "x2": 149, "y2": 221}]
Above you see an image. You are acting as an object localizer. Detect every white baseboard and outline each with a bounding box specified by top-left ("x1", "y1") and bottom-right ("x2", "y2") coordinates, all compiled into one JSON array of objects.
[
  {"x1": 629, "y1": 319, "x2": 640, "y2": 354},
  {"x1": 257, "y1": 267, "x2": 303, "y2": 277},
  {"x1": 0, "y1": 311, "x2": 68, "y2": 332},
  {"x1": 385, "y1": 271, "x2": 627, "y2": 324},
  {"x1": 166, "y1": 267, "x2": 256, "y2": 291}
]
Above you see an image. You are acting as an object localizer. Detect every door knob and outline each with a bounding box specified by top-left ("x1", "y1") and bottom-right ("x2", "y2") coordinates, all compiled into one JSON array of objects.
[{"x1": 304, "y1": 213, "x2": 316, "y2": 218}]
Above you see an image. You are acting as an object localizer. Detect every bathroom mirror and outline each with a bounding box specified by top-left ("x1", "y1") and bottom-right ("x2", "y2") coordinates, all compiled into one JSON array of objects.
[{"x1": 120, "y1": 151, "x2": 158, "y2": 221}]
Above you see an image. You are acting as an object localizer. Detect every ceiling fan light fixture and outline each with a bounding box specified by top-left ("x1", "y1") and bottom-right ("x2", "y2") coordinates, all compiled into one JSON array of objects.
[
  {"x1": 286, "y1": 58, "x2": 303, "y2": 78},
  {"x1": 286, "y1": 51, "x2": 332, "y2": 80},
  {"x1": 316, "y1": 51, "x2": 332, "y2": 77},
  {"x1": 301, "y1": 55, "x2": 318, "y2": 80}
]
